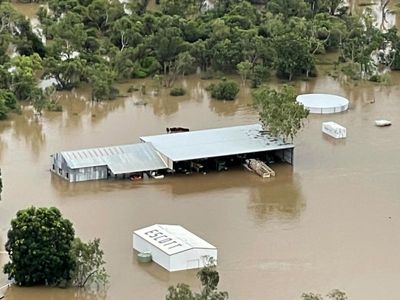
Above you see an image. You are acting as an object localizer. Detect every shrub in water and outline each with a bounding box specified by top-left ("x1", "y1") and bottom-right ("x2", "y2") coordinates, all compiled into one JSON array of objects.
[
  {"x1": 170, "y1": 87, "x2": 186, "y2": 96},
  {"x1": 209, "y1": 80, "x2": 239, "y2": 100}
]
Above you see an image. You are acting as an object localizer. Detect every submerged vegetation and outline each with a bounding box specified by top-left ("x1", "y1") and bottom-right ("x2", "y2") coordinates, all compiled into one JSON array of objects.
[
  {"x1": 208, "y1": 79, "x2": 240, "y2": 100},
  {"x1": 170, "y1": 86, "x2": 186, "y2": 96},
  {"x1": 168, "y1": 259, "x2": 348, "y2": 300},
  {"x1": 0, "y1": 0, "x2": 400, "y2": 119},
  {"x1": 166, "y1": 258, "x2": 229, "y2": 300},
  {"x1": 3, "y1": 206, "x2": 108, "y2": 289},
  {"x1": 253, "y1": 85, "x2": 310, "y2": 141}
]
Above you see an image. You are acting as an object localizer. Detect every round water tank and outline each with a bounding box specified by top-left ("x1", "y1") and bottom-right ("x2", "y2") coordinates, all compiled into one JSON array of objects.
[
  {"x1": 137, "y1": 252, "x2": 152, "y2": 263},
  {"x1": 296, "y1": 94, "x2": 349, "y2": 114}
]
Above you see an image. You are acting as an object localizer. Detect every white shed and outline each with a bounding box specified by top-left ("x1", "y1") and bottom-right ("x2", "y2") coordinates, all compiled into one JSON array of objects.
[
  {"x1": 133, "y1": 224, "x2": 217, "y2": 272},
  {"x1": 322, "y1": 122, "x2": 347, "y2": 139}
]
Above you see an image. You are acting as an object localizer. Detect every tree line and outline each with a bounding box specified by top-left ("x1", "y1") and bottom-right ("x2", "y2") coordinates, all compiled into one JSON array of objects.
[{"x1": 1, "y1": 0, "x2": 400, "y2": 119}]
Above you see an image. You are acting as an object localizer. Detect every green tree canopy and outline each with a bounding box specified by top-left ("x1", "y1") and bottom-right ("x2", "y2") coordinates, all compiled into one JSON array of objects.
[
  {"x1": 4, "y1": 207, "x2": 75, "y2": 286},
  {"x1": 252, "y1": 85, "x2": 309, "y2": 141},
  {"x1": 0, "y1": 89, "x2": 17, "y2": 119},
  {"x1": 70, "y1": 238, "x2": 109, "y2": 288},
  {"x1": 166, "y1": 258, "x2": 228, "y2": 300},
  {"x1": 209, "y1": 79, "x2": 240, "y2": 101},
  {"x1": 302, "y1": 289, "x2": 348, "y2": 300}
]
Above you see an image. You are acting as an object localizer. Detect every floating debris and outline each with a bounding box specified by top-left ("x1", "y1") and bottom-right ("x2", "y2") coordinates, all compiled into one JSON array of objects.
[{"x1": 375, "y1": 120, "x2": 391, "y2": 127}]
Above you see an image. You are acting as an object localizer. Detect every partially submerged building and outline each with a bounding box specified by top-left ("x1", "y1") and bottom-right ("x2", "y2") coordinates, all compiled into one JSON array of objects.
[
  {"x1": 51, "y1": 124, "x2": 294, "y2": 182},
  {"x1": 133, "y1": 224, "x2": 217, "y2": 272},
  {"x1": 51, "y1": 143, "x2": 168, "y2": 182}
]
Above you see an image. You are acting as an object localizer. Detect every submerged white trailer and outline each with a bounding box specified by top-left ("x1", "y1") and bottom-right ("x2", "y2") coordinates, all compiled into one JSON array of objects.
[
  {"x1": 322, "y1": 122, "x2": 347, "y2": 139},
  {"x1": 133, "y1": 224, "x2": 217, "y2": 272}
]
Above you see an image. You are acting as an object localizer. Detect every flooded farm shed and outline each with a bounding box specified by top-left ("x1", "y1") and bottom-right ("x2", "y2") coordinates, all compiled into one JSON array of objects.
[
  {"x1": 133, "y1": 224, "x2": 217, "y2": 272},
  {"x1": 51, "y1": 143, "x2": 168, "y2": 182},
  {"x1": 52, "y1": 124, "x2": 294, "y2": 182}
]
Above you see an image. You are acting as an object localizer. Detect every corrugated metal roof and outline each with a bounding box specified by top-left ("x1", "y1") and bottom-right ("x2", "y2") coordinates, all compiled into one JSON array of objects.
[
  {"x1": 140, "y1": 124, "x2": 293, "y2": 162},
  {"x1": 61, "y1": 143, "x2": 168, "y2": 173},
  {"x1": 134, "y1": 224, "x2": 216, "y2": 255}
]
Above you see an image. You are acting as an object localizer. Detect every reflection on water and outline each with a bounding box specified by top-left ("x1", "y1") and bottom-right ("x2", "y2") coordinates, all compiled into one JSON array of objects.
[
  {"x1": 134, "y1": 253, "x2": 198, "y2": 284},
  {"x1": 247, "y1": 166, "x2": 305, "y2": 224},
  {"x1": 5, "y1": 286, "x2": 107, "y2": 300},
  {"x1": 0, "y1": 108, "x2": 46, "y2": 159}
]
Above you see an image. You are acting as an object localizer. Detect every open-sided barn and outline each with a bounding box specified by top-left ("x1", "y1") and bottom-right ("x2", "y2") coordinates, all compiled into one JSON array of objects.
[{"x1": 51, "y1": 124, "x2": 294, "y2": 182}]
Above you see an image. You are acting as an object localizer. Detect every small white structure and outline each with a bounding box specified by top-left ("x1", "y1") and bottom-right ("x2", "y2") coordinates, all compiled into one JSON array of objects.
[
  {"x1": 133, "y1": 224, "x2": 217, "y2": 272},
  {"x1": 375, "y1": 120, "x2": 391, "y2": 127},
  {"x1": 297, "y1": 94, "x2": 349, "y2": 114},
  {"x1": 322, "y1": 122, "x2": 347, "y2": 139}
]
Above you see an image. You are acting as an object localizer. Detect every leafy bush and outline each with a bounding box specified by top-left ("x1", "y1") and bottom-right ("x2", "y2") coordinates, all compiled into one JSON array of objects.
[
  {"x1": 132, "y1": 69, "x2": 148, "y2": 78},
  {"x1": 166, "y1": 258, "x2": 228, "y2": 300},
  {"x1": 369, "y1": 73, "x2": 391, "y2": 84},
  {"x1": 70, "y1": 238, "x2": 109, "y2": 288},
  {"x1": 170, "y1": 87, "x2": 186, "y2": 96},
  {"x1": 3, "y1": 206, "x2": 108, "y2": 288},
  {"x1": 253, "y1": 85, "x2": 309, "y2": 142},
  {"x1": 4, "y1": 207, "x2": 75, "y2": 286},
  {"x1": 127, "y1": 85, "x2": 140, "y2": 92},
  {"x1": 0, "y1": 89, "x2": 18, "y2": 119},
  {"x1": 209, "y1": 80, "x2": 240, "y2": 100},
  {"x1": 200, "y1": 72, "x2": 214, "y2": 80},
  {"x1": 46, "y1": 100, "x2": 63, "y2": 112},
  {"x1": 141, "y1": 56, "x2": 161, "y2": 75}
]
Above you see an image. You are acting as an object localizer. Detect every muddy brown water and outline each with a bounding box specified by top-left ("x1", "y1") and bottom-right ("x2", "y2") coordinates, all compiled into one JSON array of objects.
[
  {"x1": 1, "y1": 72, "x2": 400, "y2": 300},
  {"x1": 1, "y1": 1, "x2": 400, "y2": 300}
]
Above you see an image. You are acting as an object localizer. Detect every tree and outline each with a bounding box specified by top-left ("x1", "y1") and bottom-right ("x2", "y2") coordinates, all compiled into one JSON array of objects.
[
  {"x1": 166, "y1": 283, "x2": 195, "y2": 300},
  {"x1": 196, "y1": 259, "x2": 228, "y2": 300},
  {"x1": 87, "y1": 63, "x2": 119, "y2": 101},
  {"x1": 43, "y1": 57, "x2": 86, "y2": 90},
  {"x1": 326, "y1": 289, "x2": 347, "y2": 300},
  {"x1": 252, "y1": 85, "x2": 309, "y2": 142},
  {"x1": 10, "y1": 54, "x2": 42, "y2": 101},
  {"x1": 302, "y1": 289, "x2": 347, "y2": 300},
  {"x1": 0, "y1": 89, "x2": 17, "y2": 119},
  {"x1": 163, "y1": 51, "x2": 195, "y2": 87},
  {"x1": 166, "y1": 258, "x2": 228, "y2": 300},
  {"x1": 237, "y1": 60, "x2": 253, "y2": 85},
  {"x1": 340, "y1": 11, "x2": 384, "y2": 78},
  {"x1": 273, "y1": 33, "x2": 315, "y2": 80},
  {"x1": 208, "y1": 80, "x2": 240, "y2": 100},
  {"x1": 266, "y1": 0, "x2": 309, "y2": 18},
  {"x1": 302, "y1": 293, "x2": 324, "y2": 300},
  {"x1": 30, "y1": 87, "x2": 47, "y2": 116},
  {"x1": 47, "y1": 12, "x2": 87, "y2": 59},
  {"x1": 160, "y1": 0, "x2": 196, "y2": 17},
  {"x1": 70, "y1": 238, "x2": 108, "y2": 288},
  {"x1": 3, "y1": 207, "x2": 75, "y2": 286},
  {"x1": 0, "y1": 98, "x2": 8, "y2": 120}
]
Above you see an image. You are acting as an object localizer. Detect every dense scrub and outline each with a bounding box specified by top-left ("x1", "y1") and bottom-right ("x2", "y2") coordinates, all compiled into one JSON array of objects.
[{"x1": 1, "y1": 0, "x2": 400, "y2": 118}]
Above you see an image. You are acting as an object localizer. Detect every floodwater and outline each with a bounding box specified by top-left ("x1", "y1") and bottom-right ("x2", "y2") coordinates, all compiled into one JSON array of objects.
[{"x1": 1, "y1": 1, "x2": 400, "y2": 300}]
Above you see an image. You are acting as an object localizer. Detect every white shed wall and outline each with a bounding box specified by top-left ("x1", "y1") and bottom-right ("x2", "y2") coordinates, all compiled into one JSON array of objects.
[
  {"x1": 133, "y1": 234, "x2": 218, "y2": 272},
  {"x1": 169, "y1": 249, "x2": 218, "y2": 272},
  {"x1": 69, "y1": 166, "x2": 108, "y2": 182},
  {"x1": 133, "y1": 234, "x2": 170, "y2": 271}
]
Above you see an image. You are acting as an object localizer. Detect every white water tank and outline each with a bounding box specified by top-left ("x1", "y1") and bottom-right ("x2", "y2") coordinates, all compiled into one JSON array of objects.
[
  {"x1": 297, "y1": 94, "x2": 349, "y2": 114},
  {"x1": 322, "y1": 122, "x2": 346, "y2": 139}
]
